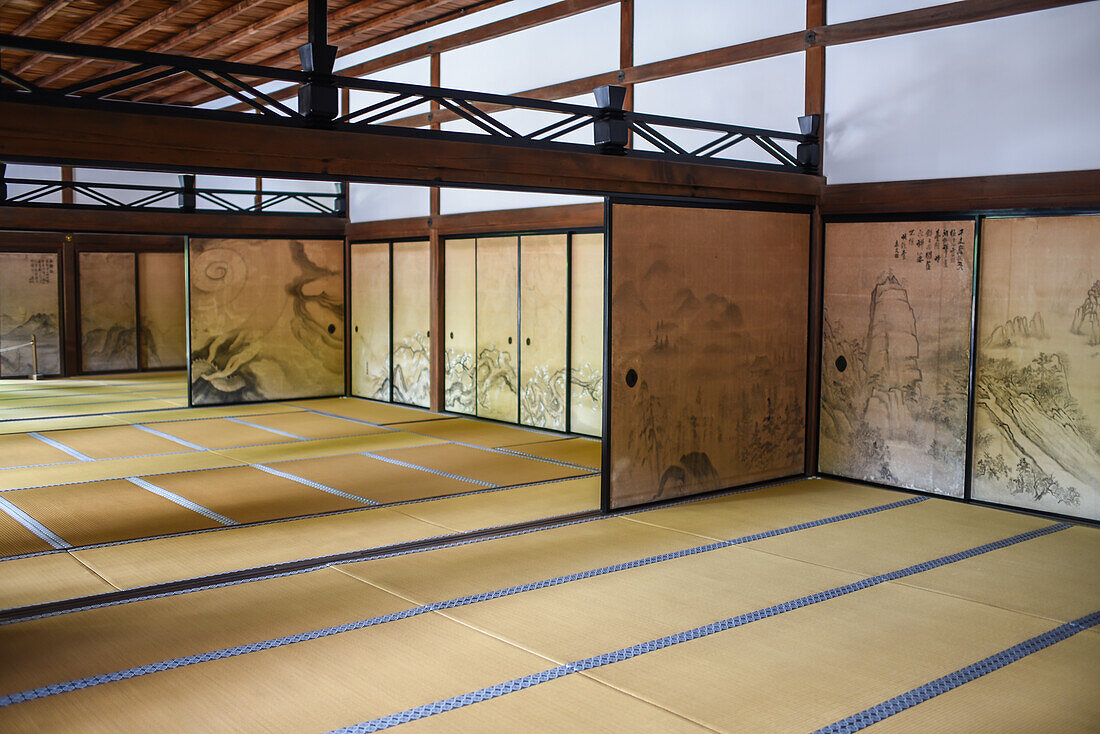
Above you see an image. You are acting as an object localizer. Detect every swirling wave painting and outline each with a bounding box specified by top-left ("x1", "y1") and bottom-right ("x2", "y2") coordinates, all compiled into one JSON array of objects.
[{"x1": 188, "y1": 238, "x2": 344, "y2": 405}]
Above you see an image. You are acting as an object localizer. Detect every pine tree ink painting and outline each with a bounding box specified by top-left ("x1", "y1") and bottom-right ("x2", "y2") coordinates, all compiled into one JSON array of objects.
[{"x1": 820, "y1": 220, "x2": 975, "y2": 497}]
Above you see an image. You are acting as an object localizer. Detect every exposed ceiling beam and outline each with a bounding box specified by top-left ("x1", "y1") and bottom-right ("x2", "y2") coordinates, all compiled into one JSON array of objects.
[
  {"x1": 13, "y1": 0, "x2": 145, "y2": 76},
  {"x1": 0, "y1": 99, "x2": 822, "y2": 204},
  {"x1": 32, "y1": 0, "x2": 210, "y2": 87}
]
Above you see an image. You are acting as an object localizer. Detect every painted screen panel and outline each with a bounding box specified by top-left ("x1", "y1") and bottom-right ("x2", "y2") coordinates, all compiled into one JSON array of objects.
[
  {"x1": 820, "y1": 220, "x2": 975, "y2": 497},
  {"x1": 0, "y1": 252, "x2": 61, "y2": 376},
  {"x1": 391, "y1": 240, "x2": 430, "y2": 407},
  {"x1": 445, "y1": 238, "x2": 476, "y2": 414},
  {"x1": 973, "y1": 215, "x2": 1100, "y2": 521},
  {"x1": 138, "y1": 252, "x2": 186, "y2": 368},
  {"x1": 520, "y1": 234, "x2": 568, "y2": 430},
  {"x1": 570, "y1": 233, "x2": 604, "y2": 437},
  {"x1": 189, "y1": 238, "x2": 344, "y2": 405},
  {"x1": 476, "y1": 236, "x2": 519, "y2": 422},
  {"x1": 350, "y1": 243, "x2": 391, "y2": 401},
  {"x1": 608, "y1": 205, "x2": 809, "y2": 509},
  {"x1": 79, "y1": 252, "x2": 137, "y2": 372}
]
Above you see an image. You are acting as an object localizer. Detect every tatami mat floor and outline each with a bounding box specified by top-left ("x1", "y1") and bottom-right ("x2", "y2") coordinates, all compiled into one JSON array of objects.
[
  {"x1": 0, "y1": 372, "x2": 189, "y2": 420},
  {"x1": 0, "y1": 476, "x2": 1095, "y2": 732}
]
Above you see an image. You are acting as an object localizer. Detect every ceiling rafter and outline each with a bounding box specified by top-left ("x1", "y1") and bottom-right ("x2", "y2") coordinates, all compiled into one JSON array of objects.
[
  {"x1": 32, "y1": 0, "x2": 211, "y2": 87},
  {"x1": 152, "y1": 0, "x2": 453, "y2": 103},
  {"x1": 10, "y1": 0, "x2": 68, "y2": 36},
  {"x1": 13, "y1": 0, "x2": 146, "y2": 76}
]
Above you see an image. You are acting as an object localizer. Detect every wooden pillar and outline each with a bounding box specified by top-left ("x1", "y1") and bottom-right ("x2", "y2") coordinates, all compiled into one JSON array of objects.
[
  {"x1": 428, "y1": 51, "x2": 446, "y2": 412},
  {"x1": 804, "y1": 0, "x2": 826, "y2": 476},
  {"x1": 620, "y1": 0, "x2": 633, "y2": 147},
  {"x1": 60, "y1": 235, "x2": 79, "y2": 376},
  {"x1": 61, "y1": 166, "x2": 73, "y2": 205},
  {"x1": 254, "y1": 177, "x2": 262, "y2": 211}
]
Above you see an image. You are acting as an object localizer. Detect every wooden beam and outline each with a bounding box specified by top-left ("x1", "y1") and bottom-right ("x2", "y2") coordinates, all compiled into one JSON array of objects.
[
  {"x1": 0, "y1": 205, "x2": 347, "y2": 238},
  {"x1": 620, "y1": 0, "x2": 633, "y2": 147},
  {"x1": 13, "y1": 0, "x2": 145, "y2": 76},
  {"x1": 10, "y1": 0, "x2": 69, "y2": 35},
  {"x1": 346, "y1": 203, "x2": 606, "y2": 241},
  {"x1": 33, "y1": 0, "x2": 210, "y2": 88},
  {"x1": 822, "y1": 169, "x2": 1100, "y2": 214},
  {"x1": 60, "y1": 166, "x2": 73, "y2": 205},
  {"x1": 0, "y1": 101, "x2": 821, "y2": 205},
  {"x1": 805, "y1": 0, "x2": 826, "y2": 117}
]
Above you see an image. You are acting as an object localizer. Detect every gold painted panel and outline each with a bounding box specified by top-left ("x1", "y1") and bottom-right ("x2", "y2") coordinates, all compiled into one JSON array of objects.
[
  {"x1": 392, "y1": 240, "x2": 430, "y2": 407},
  {"x1": 476, "y1": 236, "x2": 519, "y2": 422},
  {"x1": 138, "y1": 252, "x2": 186, "y2": 369},
  {"x1": 79, "y1": 252, "x2": 137, "y2": 372},
  {"x1": 608, "y1": 205, "x2": 809, "y2": 509},
  {"x1": 520, "y1": 234, "x2": 568, "y2": 430},
  {"x1": 189, "y1": 239, "x2": 344, "y2": 405},
  {"x1": 570, "y1": 233, "x2": 604, "y2": 437},
  {"x1": 0, "y1": 252, "x2": 61, "y2": 376},
  {"x1": 973, "y1": 215, "x2": 1100, "y2": 520},
  {"x1": 350, "y1": 243, "x2": 391, "y2": 401},
  {"x1": 820, "y1": 220, "x2": 975, "y2": 497},
  {"x1": 445, "y1": 238, "x2": 476, "y2": 414}
]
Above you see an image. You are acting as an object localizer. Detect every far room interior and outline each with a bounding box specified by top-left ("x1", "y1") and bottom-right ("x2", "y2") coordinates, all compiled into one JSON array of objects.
[{"x1": 0, "y1": 0, "x2": 1098, "y2": 731}]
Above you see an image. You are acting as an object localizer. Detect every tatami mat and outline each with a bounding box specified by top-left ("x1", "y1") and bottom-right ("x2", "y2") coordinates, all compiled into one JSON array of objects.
[
  {"x1": 893, "y1": 523, "x2": 1100, "y2": 627},
  {"x1": 0, "y1": 452, "x2": 245, "y2": 492},
  {"x1": 0, "y1": 414, "x2": 129, "y2": 435},
  {"x1": 268, "y1": 453, "x2": 480, "y2": 505},
  {"x1": 0, "y1": 433, "x2": 78, "y2": 469},
  {"x1": 582, "y1": 584, "x2": 1057, "y2": 733},
  {"x1": 867, "y1": 629, "x2": 1100, "y2": 733},
  {"x1": 743, "y1": 493, "x2": 1052, "y2": 576},
  {"x1": 505, "y1": 437, "x2": 602, "y2": 469},
  {"x1": 0, "y1": 553, "x2": 117, "y2": 609},
  {"x1": 145, "y1": 466, "x2": 370, "y2": 524},
  {"x1": 209, "y1": 431, "x2": 446, "y2": 464},
  {"x1": 139, "y1": 417, "x2": 293, "y2": 450},
  {"x1": 70, "y1": 506, "x2": 457, "y2": 589},
  {"x1": 375, "y1": 442, "x2": 589, "y2": 485},
  {"x1": 392, "y1": 476, "x2": 601, "y2": 534},
  {"x1": 233, "y1": 411, "x2": 388, "y2": 439},
  {"x1": 396, "y1": 417, "x2": 562, "y2": 447},
  {"x1": 115, "y1": 403, "x2": 304, "y2": 424},
  {"x1": 0, "y1": 512, "x2": 54, "y2": 557},
  {"x1": 37, "y1": 425, "x2": 193, "y2": 460},
  {"x1": 2, "y1": 479, "x2": 219, "y2": 546},
  {"x1": 0, "y1": 567, "x2": 410, "y2": 697},
  {"x1": 288, "y1": 397, "x2": 442, "y2": 425},
  {"x1": 0, "y1": 399, "x2": 179, "y2": 420},
  {"x1": 0, "y1": 610, "x2": 558, "y2": 733}
]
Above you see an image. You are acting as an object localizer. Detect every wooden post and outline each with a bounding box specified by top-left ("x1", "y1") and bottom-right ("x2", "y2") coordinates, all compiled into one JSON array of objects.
[
  {"x1": 804, "y1": 0, "x2": 826, "y2": 476},
  {"x1": 620, "y1": 0, "x2": 633, "y2": 148},
  {"x1": 61, "y1": 166, "x2": 73, "y2": 205},
  {"x1": 428, "y1": 51, "x2": 446, "y2": 412}
]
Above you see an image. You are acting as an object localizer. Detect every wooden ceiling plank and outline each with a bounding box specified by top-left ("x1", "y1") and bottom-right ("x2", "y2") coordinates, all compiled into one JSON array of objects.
[
  {"x1": 34, "y1": 0, "x2": 211, "y2": 88},
  {"x1": 10, "y1": 0, "x2": 69, "y2": 36},
  {"x1": 14, "y1": 0, "x2": 146, "y2": 76}
]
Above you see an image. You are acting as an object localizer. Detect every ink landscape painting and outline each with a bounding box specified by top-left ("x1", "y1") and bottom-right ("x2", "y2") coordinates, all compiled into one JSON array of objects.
[
  {"x1": 608, "y1": 205, "x2": 809, "y2": 508},
  {"x1": 972, "y1": 216, "x2": 1100, "y2": 521},
  {"x1": 819, "y1": 220, "x2": 974, "y2": 496}
]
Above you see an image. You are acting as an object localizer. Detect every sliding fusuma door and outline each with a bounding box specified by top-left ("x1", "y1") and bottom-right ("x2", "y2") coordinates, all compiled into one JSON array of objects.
[{"x1": 605, "y1": 203, "x2": 810, "y2": 509}]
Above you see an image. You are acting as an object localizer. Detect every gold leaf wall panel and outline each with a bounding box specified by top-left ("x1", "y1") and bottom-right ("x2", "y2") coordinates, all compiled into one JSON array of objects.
[
  {"x1": 476, "y1": 236, "x2": 519, "y2": 422},
  {"x1": 570, "y1": 233, "x2": 604, "y2": 437},
  {"x1": 350, "y1": 243, "x2": 391, "y2": 401},
  {"x1": 138, "y1": 252, "x2": 186, "y2": 369},
  {"x1": 519, "y1": 234, "x2": 568, "y2": 430},
  {"x1": 189, "y1": 239, "x2": 344, "y2": 405},
  {"x1": 0, "y1": 252, "x2": 61, "y2": 376},
  {"x1": 392, "y1": 240, "x2": 430, "y2": 407},
  {"x1": 445, "y1": 238, "x2": 476, "y2": 414},
  {"x1": 820, "y1": 220, "x2": 975, "y2": 497},
  {"x1": 973, "y1": 215, "x2": 1100, "y2": 520},
  {"x1": 79, "y1": 252, "x2": 137, "y2": 373},
  {"x1": 608, "y1": 204, "x2": 809, "y2": 509}
]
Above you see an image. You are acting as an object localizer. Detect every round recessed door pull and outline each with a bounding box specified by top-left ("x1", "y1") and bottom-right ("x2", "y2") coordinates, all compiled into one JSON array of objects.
[
  {"x1": 508, "y1": 336, "x2": 512, "y2": 344},
  {"x1": 525, "y1": 337, "x2": 531, "y2": 345},
  {"x1": 327, "y1": 324, "x2": 336, "y2": 334},
  {"x1": 835, "y1": 355, "x2": 847, "y2": 373},
  {"x1": 354, "y1": 325, "x2": 358, "y2": 333},
  {"x1": 625, "y1": 369, "x2": 638, "y2": 387},
  {"x1": 449, "y1": 331, "x2": 454, "y2": 339}
]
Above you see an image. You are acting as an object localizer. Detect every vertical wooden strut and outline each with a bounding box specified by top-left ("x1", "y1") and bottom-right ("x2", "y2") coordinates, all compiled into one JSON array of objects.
[
  {"x1": 298, "y1": 0, "x2": 339, "y2": 122},
  {"x1": 428, "y1": 51, "x2": 446, "y2": 413},
  {"x1": 804, "y1": 0, "x2": 827, "y2": 476}
]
